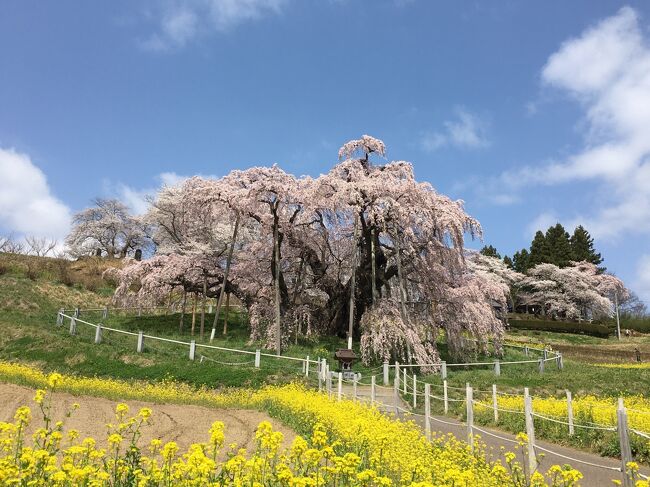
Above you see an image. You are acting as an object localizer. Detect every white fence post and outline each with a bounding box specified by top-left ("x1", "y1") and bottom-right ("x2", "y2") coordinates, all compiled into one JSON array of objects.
[
  {"x1": 208, "y1": 304, "x2": 213, "y2": 314},
  {"x1": 95, "y1": 324, "x2": 102, "y2": 344},
  {"x1": 69, "y1": 317, "x2": 76, "y2": 335},
  {"x1": 492, "y1": 384, "x2": 499, "y2": 423},
  {"x1": 558, "y1": 353, "x2": 564, "y2": 370},
  {"x1": 189, "y1": 340, "x2": 196, "y2": 361},
  {"x1": 466, "y1": 383, "x2": 474, "y2": 452},
  {"x1": 538, "y1": 359, "x2": 544, "y2": 374},
  {"x1": 74, "y1": 308, "x2": 80, "y2": 318},
  {"x1": 353, "y1": 375, "x2": 358, "y2": 401},
  {"x1": 402, "y1": 368, "x2": 407, "y2": 395},
  {"x1": 543, "y1": 349, "x2": 548, "y2": 360},
  {"x1": 494, "y1": 360, "x2": 501, "y2": 376},
  {"x1": 327, "y1": 366, "x2": 332, "y2": 398},
  {"x1": 137, "y1": 331, "x2": 144, "y2": 353},
  {"x1": 102, "y1": 307, "x2": 108, "y2": 320},
  {"x1": 371, "y1": 375, "x2": 376, "y2": 405},
  {"x1": 383, "y1": 361, "x2": 389, "y2": 385},
  {"x1": 524, "y1": 346, "x2": 529, "y2": 357},
  {"x1": 424, "y1": 383, "x2": 431, "y2": 441},
  {"x1": 305, "y1": 355, "x2": 310, "y2": 377},
  {"x1": 393, "y1": 377, "x2": 399, "y2": 414},
  {"x1": 618, "y1": 398, "x2": 634, "y2": 487},
  {"x1": 412, "y1": 374, "x2": 417, "y2": 408},
  {"x1": 566, "y1": 390, "x2": 574, "y2": 436},
  {"x1": 337, "y1": 373, "x2": 342, "y2": 401},
  {"x1": 255, "y1": 349, "x2": 261, "y2": 368},
  {"x1": 443, "y1": 379, "x2": 449, "y2": 414},
  {"x1": 57, "y1": 309, "x2": 64, "y2": 326},
  {"x1": 524, "y1": 387, "x2": 537, "y2": 477},
  {"x1": 441, "y1": 361, "x2": 447, "y2": 380},
  {"x1": 395, "y1": 362, "x2": 400, "y2": 390}
]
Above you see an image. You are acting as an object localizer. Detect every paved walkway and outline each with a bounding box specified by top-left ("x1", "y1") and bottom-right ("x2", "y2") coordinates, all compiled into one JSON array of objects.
[{"x1": 337, "y1": 381, "x2": 649, "y2": 487}]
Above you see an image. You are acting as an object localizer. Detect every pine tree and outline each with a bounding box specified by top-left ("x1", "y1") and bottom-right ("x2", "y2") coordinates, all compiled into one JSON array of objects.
[
  {"x1": 512, "y1": 249, "x2": 530, "y2": 273},
  {"x1": 545, "y1": 223, "x2": 573, "y2": 267},
  {"x1": 570, "y1": 225, "x2": 603, "y2": 267},
  {"x1": 503, "y1": 255, "x2": 514, "y2": 269},
  {"x1": 480, "y1": 245, "x2": 501, "y2": 259},
  {"x1": 528, "y1": 231, "x2": 551, "y2": 267}
]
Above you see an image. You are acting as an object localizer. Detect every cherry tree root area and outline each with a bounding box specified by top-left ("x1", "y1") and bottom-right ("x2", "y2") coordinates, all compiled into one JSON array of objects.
[{"x1": 0, "y1": 383, "x2": 294, "y2": 454}]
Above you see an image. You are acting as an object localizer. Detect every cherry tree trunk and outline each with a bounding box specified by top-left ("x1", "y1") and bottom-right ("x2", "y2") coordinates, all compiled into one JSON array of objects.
[{"x1": 212, "y1": 213, "x2": 240, "y2": 339}]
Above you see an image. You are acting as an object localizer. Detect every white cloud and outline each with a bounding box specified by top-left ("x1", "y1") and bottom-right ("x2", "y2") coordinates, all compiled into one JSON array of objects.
[
  {"x1": 141, "y1": 0, "x2": 289, "y2": 51},
  {"x1": 482, "y1": 7, "x2": 650, "y2": 241},
  {"x1": 525, "y1": 211, "x2": 558, "y2": 238},
  {"x1": 421, "y1": 108, "x2": 489, "y2": 152},
  {"x1": 636, "y1": 254, "x2": 650, "y2": 305},
  {"x1": 0, "y1": 147, "x2": 71, "y2": 240}
]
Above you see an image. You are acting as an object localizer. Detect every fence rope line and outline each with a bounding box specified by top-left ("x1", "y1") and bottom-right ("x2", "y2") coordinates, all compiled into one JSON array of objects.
[
  {"x1": 472, "y1": 425, "x2": 519, "y2": 445},
  {"x1": 199, "y1": 355, "x2": 255, "y2": 367},
  {"x1": 631, "y1": 429, "x2": 650, "y2": 440},
  {"x1": 532, "y1": 444, "x2": 621, "y2": 471},
  {"x1": 530, "y1": 412, "x2": 617, "y2": 431}
]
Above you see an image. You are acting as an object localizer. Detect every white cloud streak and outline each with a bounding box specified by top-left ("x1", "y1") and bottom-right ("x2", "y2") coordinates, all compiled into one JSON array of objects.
[
  {"x1": 141, "y1": 0, "x2": 289, "y2": 51},
  {"x1": 0, "y1": 147, "x2": 71, "y2": 240},
  {"x1": 421, "y1": 108, "x2": 489, "y2": 152},
  {"x1": 483, "y1": 7, "x2": 650, "y2": 241}
]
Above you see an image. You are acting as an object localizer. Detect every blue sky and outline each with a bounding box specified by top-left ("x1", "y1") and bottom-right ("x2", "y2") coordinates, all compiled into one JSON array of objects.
[{"x1": 1, "y1": 1, "x2": 649, "y2": 304}]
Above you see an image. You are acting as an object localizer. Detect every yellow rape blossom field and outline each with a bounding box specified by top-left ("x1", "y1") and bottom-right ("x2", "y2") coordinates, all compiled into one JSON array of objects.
[{"x1": 0, "y1": 361, "x2": 594, "y2": 486}]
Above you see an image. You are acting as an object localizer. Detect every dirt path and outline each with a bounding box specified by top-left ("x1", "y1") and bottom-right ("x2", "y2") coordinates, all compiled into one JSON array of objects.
[{"x1": 0, "y1": 383, "x2": 294, "y2": 454}]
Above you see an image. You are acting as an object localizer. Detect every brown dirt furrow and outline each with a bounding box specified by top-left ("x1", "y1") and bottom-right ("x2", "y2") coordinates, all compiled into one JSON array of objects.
[{"x1": 0, "y1": 382, "x2": 294, "y2": 455}]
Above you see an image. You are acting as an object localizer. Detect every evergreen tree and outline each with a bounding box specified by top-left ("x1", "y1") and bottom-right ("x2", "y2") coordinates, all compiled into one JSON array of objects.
[
  {"x1": 503, "y1": 255, "x2": 514, "y2": 269},
  {"x1": 528, "y1": 231, "x2": 551, "y2": 267},
  {"x1": 512, "y1": 249, "x2": 530, "y2": 273},
  {"x1": 480, "y1": 245, "x2": 501, "y2": 259},
  {"x1": 570, "y1": 225, "x2": 603, "y2": 267},
  {"x1": 545, "y1": 223, "x2": 573, "y2": 267}
]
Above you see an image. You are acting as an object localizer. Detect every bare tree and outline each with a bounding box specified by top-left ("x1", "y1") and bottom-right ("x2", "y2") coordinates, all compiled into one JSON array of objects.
[
  {"x1": 0, "y1": 234, "x2": 25, "y2": 254},
  {"x1": 25, "y1": 236, "x2": 58, "y2": 257}
]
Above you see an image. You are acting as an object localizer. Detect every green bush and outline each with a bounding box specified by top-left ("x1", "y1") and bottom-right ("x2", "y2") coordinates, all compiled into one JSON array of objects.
[{"x1": 508, "y1": 318, "x2": 611, "y2": 338}]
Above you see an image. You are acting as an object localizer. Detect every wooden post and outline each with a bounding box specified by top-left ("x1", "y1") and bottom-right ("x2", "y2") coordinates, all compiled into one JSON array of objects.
[
  {"x1": 371, "y1": 375, "x2": 376, "y2": 405},
  {"x1": 223, "y1": 293, "x2": 230, "y2": 334},
  {"x1": 538, "y1": 359, "x2": 544, "y2": 374},
  {"x1": 305, "y1": 356, "x2": 310, "y2": 377},
  {"x1": 191, "y1": 292, "x2": 197, "y2": 336},
  {"x1": 403, "y1": 368, "x2": 407, "y2": 395},
  {"x1": 348, "y1": 214, "x2": 359, "y2": 350},
  {"x1": 618, "y1": 398, "x2": 633, "y2": 487},
  {"x1": 558, "y1": 353, "x2": 564, "y2": 370},
  {"x1": 353, "y1": 375, "x2": 358, "y2": 401},
  {"x1": 102, "y1": 307, "x2": 108, "y2": 320},
  {"x1": 273, "y1": 212, "x2": 282, "y2": 356},
  {"x1": 318, "y1": 366, "x2": 323, "y2": 392},
  {"x1": 566, "y1": 390, "x2": 574, "y2": 436},
  {"x1": 327, "y1": 366, "x2": 332, "y2": 397},
  {"x1": 494, "y1": 360, "x2": 501, "y2": 376},
  {"x1": 189, "y1": 340, "x2": 196, "y2": 361},
  {"x1": 443, "y1": 379, "x2": 449, "y2": 414},
  {"x1": 179, "y1": 291, "x2": 187, "y2": 334},
  {"x1": 492, "y1": 384, "x2": 499, "y2": 423},
  {"x1": 337, "y1": 372, "x2": 342, "y2": 401},
  {"x1": 524, "y1": 346, "x2": 529, "y2": 357},
  {"x1": 395, "y1": 362, "x2": 400, "y2": 389},
  {"x1": 255, "y1": 349, "x2": 261, "y2": 368},
  {"x1": 74, "y1": 308, "x2": 80, "y2": 318},
  {"x1": 200, "y1": 275, "x2": 207, "y2": 339},
  {"x1": 524, "y1": 388, "x2": 537, "y2": 477},
  {"x1": 412, "y1": 374, "x2": 417, "y2": 408},
  {"x1": 383, "y1": 361, "x2": 389, "y2": 385},
  {"x1": 69, "y1": 317, "x2": 76, "y2": 335},
  {"x1": 211, "y1": 213, "x2": 240, "y2": 341},
  {"x1": 466, "y1": 383, "x2": 474, "y2": 451},
  {"x1": 95, "y1": 324, "x2": 102, "y2": 344},
  {"x1": 371, "y1": 227, "x2": 377, "y2": 304},
  {"x1": 441, "y1": 361, "x2": 447, "y2": 380},
  {"x1": 57, "y1": 309, "x2": 63, "y2": 326},
  {"x1": 424, "y1": 383, "x2": 431, "y2": 441},
  {"x1": 543, "y1": 349, "x2": 548, "y2": 361},
  {"x1": 136, "y1": 331, "x2": 144, "y2": 353}
]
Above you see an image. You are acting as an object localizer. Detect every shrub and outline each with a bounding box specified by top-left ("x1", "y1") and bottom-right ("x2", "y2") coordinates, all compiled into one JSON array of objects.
[{"x1": 508, "y1": 318, "x2": 611, "y2": 338}]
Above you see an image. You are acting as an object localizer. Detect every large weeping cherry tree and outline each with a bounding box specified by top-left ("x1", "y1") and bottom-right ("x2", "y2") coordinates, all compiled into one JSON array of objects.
[{"x1": 109, "y1": 135, "x2": 509, "y2": 365}]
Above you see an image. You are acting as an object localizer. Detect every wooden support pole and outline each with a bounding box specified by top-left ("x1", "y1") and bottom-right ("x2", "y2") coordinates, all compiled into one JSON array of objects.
[
  {"x1": 94, "y1": 324, "x2": 102, "y2": 344},
  {"x1": 255, "y1": 349, "x2": 261, "y2": 368},
  {"x1": 395, "y1": 362, "x2": 400, "y2": 389},
  {"x1": 413, "y1": 374, "x2": 417, "y2": 408},
  {"x1": 393, "y1": 377, "x2": 399, "y2": 414},
  {"x1": 492, "y1": 384, "x2": 499, "y2": 423},
  {"x1": 189, "y1": 340, "x2": 196, "y2": 361},
  {"x1": 137, "y1": 331, "x2": 144, "y2": 353},
  {"x1": 371, "y1": 375, "x2": 376, "y2": 405},
  {"x1": 538, "y1": 359, "x2": 544, "y2": 374},
  {"x1": 403, "y1": 368, "x2": 407, "y2": 395},
  {"x1": 102, "y1": 307, "x2": 108, "y2": 320},
  {"x1": 441, "y1": 361, "x2": 447, "y2": 380},
  {"x1": 494, "y1": 360, "x2": 501, "y2": 376},
  {"x1": 211, "y1": 213, "x2": 240, "y2": 341},
  {"x1": 337, "y1": 372, "x2": 342, "y2": 401},
  {"x1": 305, "y1": 355, "x2": 310, "y2": 377},
  {"x1": 69, "y1": 317, "x2": 76, "y2": 335},
  {"x1": 383, "y1": 361, "x2": 389, "y2": 385}
]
